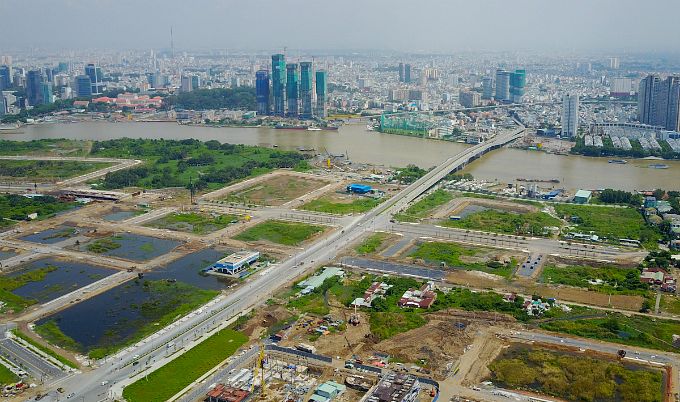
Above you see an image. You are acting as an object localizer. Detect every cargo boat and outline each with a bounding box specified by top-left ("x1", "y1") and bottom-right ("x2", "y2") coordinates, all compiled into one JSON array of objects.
[{"x1": 608, "y1": 159, "x2": 628, "y2": 164}]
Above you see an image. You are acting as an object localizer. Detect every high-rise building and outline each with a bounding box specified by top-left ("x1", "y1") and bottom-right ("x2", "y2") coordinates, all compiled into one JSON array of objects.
[
  {"x1": 398, "y1": 63, "x2": 405, "y2": 82},
  {"x1": 40, "y1": 82, "x2": 53, "y2": 104},
  {"x1": 255, "y1": 70, "x2": 270, "y2": 116},
  {"x1": 191, "y1": 75, "x2": 200, "y2": 90},
  {"x1": 285, "y1": 63, "x2": 299, "y2": 117},
  {"x1": 0, "y1": 94, "x2": 6, "y2": 117},
  {"x1": 481, "y1": 76, "x2": 493, "y2": 100},
  {"x1": 459, "y1": 90, "x2": 481, "y2": 108},
  {"x1": 299, "y1": 62, "x2": 313, "y2": 119},
  {"x1": 638, "y1": 74, "x2": 660, "y2": 125},
  {"x1": 0, "y1": 65, "x2": 10, "y2": 90},
  {"x1": 85, "y1": 63, "x2": 104, "y2": 95},
  {"x1": 610, "y1": 57, "x2": 619, "y2": 70},
  {"x1": 75, "y1": 75, "x2": 93, "y2": 98},
  {"x1": 271, "y1": 54, "x2": 286, "y2": 116},
  {"x1": 404, "y1": 64, "x2": 412, "y2": 83},
  {"x1": 495, "y1": 69, "x2": 510, "y2": 102},
  {"x1": 509, "y1": 69, "x2": 526, "y2": 103},
  {"x1": 26, "y1": 70, "x2": 44, "y2": 106},
  {"x1": 655, "y1": 76, "x2": 680, "y2": 132},
  {"x1": 315, "y1": 70, "x2": 327, "y2": 118},
  {"x1": 562, "y1": 93, "x2": 579, "y2": 138},
  {"x1": 180, "y1": 75, "x2": 193, "y2": 92},
  {"x1": 147, "y1": 71, "x2": 162, "y2": 89}
]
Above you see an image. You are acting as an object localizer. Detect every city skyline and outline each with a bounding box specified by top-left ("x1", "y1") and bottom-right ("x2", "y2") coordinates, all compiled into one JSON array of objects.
[{"x1": 2, "y1": 0, "x2": 680, "y2": 53}]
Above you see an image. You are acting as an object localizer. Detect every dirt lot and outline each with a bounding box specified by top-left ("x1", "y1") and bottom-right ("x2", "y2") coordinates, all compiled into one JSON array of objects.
[
  {"x1": 223, "y1": 174, "x2": 329, "y2": 206},
  {"x1": 434, "y1": 197, "x2": 539, "y2": 220}
]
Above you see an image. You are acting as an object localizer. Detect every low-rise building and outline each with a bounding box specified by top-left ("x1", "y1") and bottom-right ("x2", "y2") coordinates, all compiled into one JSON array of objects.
[
  {"x1": 207, "y1": 251, "x2": 260, "y2": 277},
  {"x1": 352, "y1": 282, "x2": 392, "y2": 307},
  {"x1": 310, "y1": 381, "x2": 347, "y2": 402},
  {"x1": 640, "y1": 267, "x2": 677, "y2": 292},
  {"x1": 398, "y1": 281, "x2": 437, "y2": 309},
  {"x1": 297, "y1": 267, "x2": 345, "y2": 295},
  {"x1": 573, "y1": 189, "x2": 592, "y2": 204},
  {"x1": 206, "y1": 384, "x2": 249, "y2": 402}
]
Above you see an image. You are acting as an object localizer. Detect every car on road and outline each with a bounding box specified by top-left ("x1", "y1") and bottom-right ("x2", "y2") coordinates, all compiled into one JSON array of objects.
[
  {"x1": 66, "y1": 393, "x2": 75, "y2": 399},
  {"x1": 101, "y1": 381, "x2": 109, "y2": 386}
]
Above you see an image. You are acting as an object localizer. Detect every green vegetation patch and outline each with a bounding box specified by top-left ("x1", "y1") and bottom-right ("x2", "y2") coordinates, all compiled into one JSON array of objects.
[
  {"x1": 488, "y1": 345, "x2": 662, "y2": 402},
  {"x1": 86, "y1": 237, "x2": 122, "y2": 254},
  {"x1": 90, "y1": 138, "x2": 307, "y2": 192},
  {"x1": 554, "y1": 204, "x2": 660, "y2": 247},
  {"x1": 0, "y1": 265, "x2": 57, "y2": 313},
  {"x1": 0, "y1": 194, "x2": 76, "y2": 228},
  {"x1": 441, "y1": 209, "x2": 561, "y2": 236},
  {"x1": 539, "y1": 313, "x2": 680, "y2": 352},
  {"x1": 356, "y1": 233, "x2": 390, "y2": 255},
  {"x1": 0, "y1": 363, "x2": 18, "y2": 386},
  {"x1": 0, "y1": 160, "x2": 111, "y2": 181},
  {"x1": 12, "y1": 329, "x2": 78, "y2": 368},
  {"x1": 410, "y1": 241, "x2": 515, "y2": 278},
  {"x1": 122, "y1": 329, "x2": 247, "y2": 402},
  {"x1": 0, "y1": 139, "x2": 89, "y2": 156},
  {"x1": 395, "y1": 189, "x2": 453, "y2": 222},
  {"x1": 234, "y1": 220, "x2": 324, "y2": 246},
  {"x1": 145, "y1": 212, "x2": 236, "y2": 235},
  {"x1": 369, "y1": 312, "x2": 427, "y2": 340},
  {"x1": 541, "y1": 264, "x2": 649, "y2": 295},
  {"x1": 301, "y1": 197, "x2": 381, "y2": 215}
]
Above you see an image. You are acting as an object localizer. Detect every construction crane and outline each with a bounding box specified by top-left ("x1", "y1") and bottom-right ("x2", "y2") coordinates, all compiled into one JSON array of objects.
[{"x1": 251, "y1": 343, "x2": 267, "y2": 397}]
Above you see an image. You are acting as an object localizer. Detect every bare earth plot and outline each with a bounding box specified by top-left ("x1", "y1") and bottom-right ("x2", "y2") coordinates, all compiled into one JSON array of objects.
[{"x1": 223, "y1": 174, "x2": 328, "y2": 206}]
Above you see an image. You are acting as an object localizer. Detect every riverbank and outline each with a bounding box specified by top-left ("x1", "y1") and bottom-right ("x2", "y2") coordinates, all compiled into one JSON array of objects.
[{"x1": 1, "y1": 121, "x2": 679, "y2": 191}]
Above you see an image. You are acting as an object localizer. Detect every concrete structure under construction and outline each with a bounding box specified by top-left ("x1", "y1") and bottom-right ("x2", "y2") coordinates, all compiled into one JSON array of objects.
[{"x1": 362, "y1": 373, "x2": 421, "y2": 402}]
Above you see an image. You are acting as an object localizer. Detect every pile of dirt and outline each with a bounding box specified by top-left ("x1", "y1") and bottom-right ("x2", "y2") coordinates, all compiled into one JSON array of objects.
[{"x1": 241, "y1": 305, "x2": 292, "y2": 338}]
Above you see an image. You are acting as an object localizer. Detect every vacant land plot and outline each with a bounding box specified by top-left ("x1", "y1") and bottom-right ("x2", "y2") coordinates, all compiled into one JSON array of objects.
[
  {"x1": 234, "y1": 220, "x2": 325, "y2": 246},
  {"x1": 554, "y1": 204, "x2": 660, "y2": 247},
  {"x1": 0, "y1": 195, "x2": 76, "y2": 227},
  {"x1": 488, "y1": 345, "x2": 662, "y2": 402},
  {"x1": 540, "y1": 263, "x2": 649, "y2": 296},
  {"x1": 539, "y1": 313, "x2": 680, "y2": 352},
  {"x1": 301, "y1": 196, "x2": 381, "y2": 214},
  {"x1": 0, "y1": 160, "x2": 112, "y2": 182},
  {"x1": 123, "y1": 329, "x2": 247, "y2": 402},
  {"x1": 441, "y1": 209, "x2": 561, "y2": 236},
  {"x1": 409, "y1": 241, "x2": 517, "y2": 278},
  {"x1": 145, "y1": 212, "x2": 238, "y2": 234},
  {"x1": 356, "y1": 233, "x2": 392, "y2": 255},
  {"x1": 224, "y1": 174, "x2": 327, "y2": 205},
  {"x1": 369, "y1": 312, "x2": 427, "y2": 340},
  {"x1": 395, "y1": 189, "x2": 453, "y2": 222}
]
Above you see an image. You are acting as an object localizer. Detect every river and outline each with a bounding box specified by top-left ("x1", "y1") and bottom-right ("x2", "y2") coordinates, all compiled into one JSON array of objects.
[{"x1": 2, "y1": 122, "x2": 679, "y2": 191}]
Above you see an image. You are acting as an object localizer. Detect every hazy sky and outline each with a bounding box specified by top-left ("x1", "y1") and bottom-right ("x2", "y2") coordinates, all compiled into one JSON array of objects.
[{"x1": 1, "y1": 0, "x2": 679, "y2": 53}]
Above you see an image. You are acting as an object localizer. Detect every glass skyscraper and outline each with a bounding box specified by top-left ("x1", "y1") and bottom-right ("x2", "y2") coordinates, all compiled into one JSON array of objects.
[
  {"x1": 286, "y1": 63, "x2": 299, "y2": 117},
  {"x1": 255, "y1": 70, "x2": 270, "y2": 116},
  {"x1": 271, "y1": 54, "x2": 286, "y2": 116},
  {"x1": 315, "y1": 70, "x2": 327, "y2": 118},
  {"x1": 299, "y1": 62, "x2": 313, "y2": 119}
]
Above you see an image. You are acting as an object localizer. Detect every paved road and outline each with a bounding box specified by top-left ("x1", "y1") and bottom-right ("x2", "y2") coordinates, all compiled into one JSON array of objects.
[
  {"x1": 0, "y1": 338, "x2": 66, "y2": 383},
  {"x1": 28, "y1": 129, "x2": 528, "y2": 401},
  {"x1": 341, "y1": 256, "x2": 447, "y2": 281}
]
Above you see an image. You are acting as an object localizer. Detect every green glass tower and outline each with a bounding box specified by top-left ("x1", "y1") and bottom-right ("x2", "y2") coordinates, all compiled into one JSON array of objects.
[
  {"x1": 286, "y1": 63, "x2": 299, "y2": 117},
  {"x1": 315, "y1": 70, "x2": 327, "y2": 118},
  {"x1": 271, "y1": 54, "x2": 286, "y2": 116},
  {"x1": 300, "y1": 62, "x2": 313, "y2": 119}
]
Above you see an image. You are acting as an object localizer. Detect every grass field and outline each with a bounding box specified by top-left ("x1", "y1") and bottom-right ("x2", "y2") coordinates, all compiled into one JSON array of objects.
[
  {"x1": 395, "y1": 189, "x2": 453, "y2": 222},
  {"x1": 441, "y1": 209, "x2": 561, "y2": 236},
  {"x1": 409, "y1": 241, "x2": 515, "y2": 278},
  {"x1": 541, "y1": 264, "x2": 649, "y2": 296},
  {"x1": 122, "y1": 329, "x2": 247, "y2": 402},
  {"x1": 369, "y1": 312, "x2": 427, "y2": 340},
  {"x1": 0, "y1": 160, "x2": 111, "y2": 181},
  {"x1": 539, "y1": 313, "x2": 680, "y2": 352},
  {"x1": 488, "y1": 345, "x2": 662, "y2": 402},
  {"x1": 0, "y1": 139, "x2": 90, "y2": 156},
  {"x1": 554, "y1": 204, "x2": 660, "y2": 248},
  {"x1": 0, "y1": 363, "x2": 18, "y2": 386},
  {"x1": 224, "y1": 174, "x2": 327, "y2": 206},
  {"x1": 0, "y1": 194, "x2": 76, "y2": 228},
  {"x1": 356, "y1": 233, "x2": 390, "y2": 255},
  {"x1": 12, "y1": 329, "x2": 78, "y2": 368},
  {"x1": 234, "y1": 220, "x2": 325, "y2": 246},
  {"x1": 301, "y1": 197, "x2": 381, "y2": 215},
  {"x1": 660, "y1": 295, "x2": 680, "y2": 315},
  {"x1": 145, "y1": 212, "x2": 237, "y2": 234}
]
